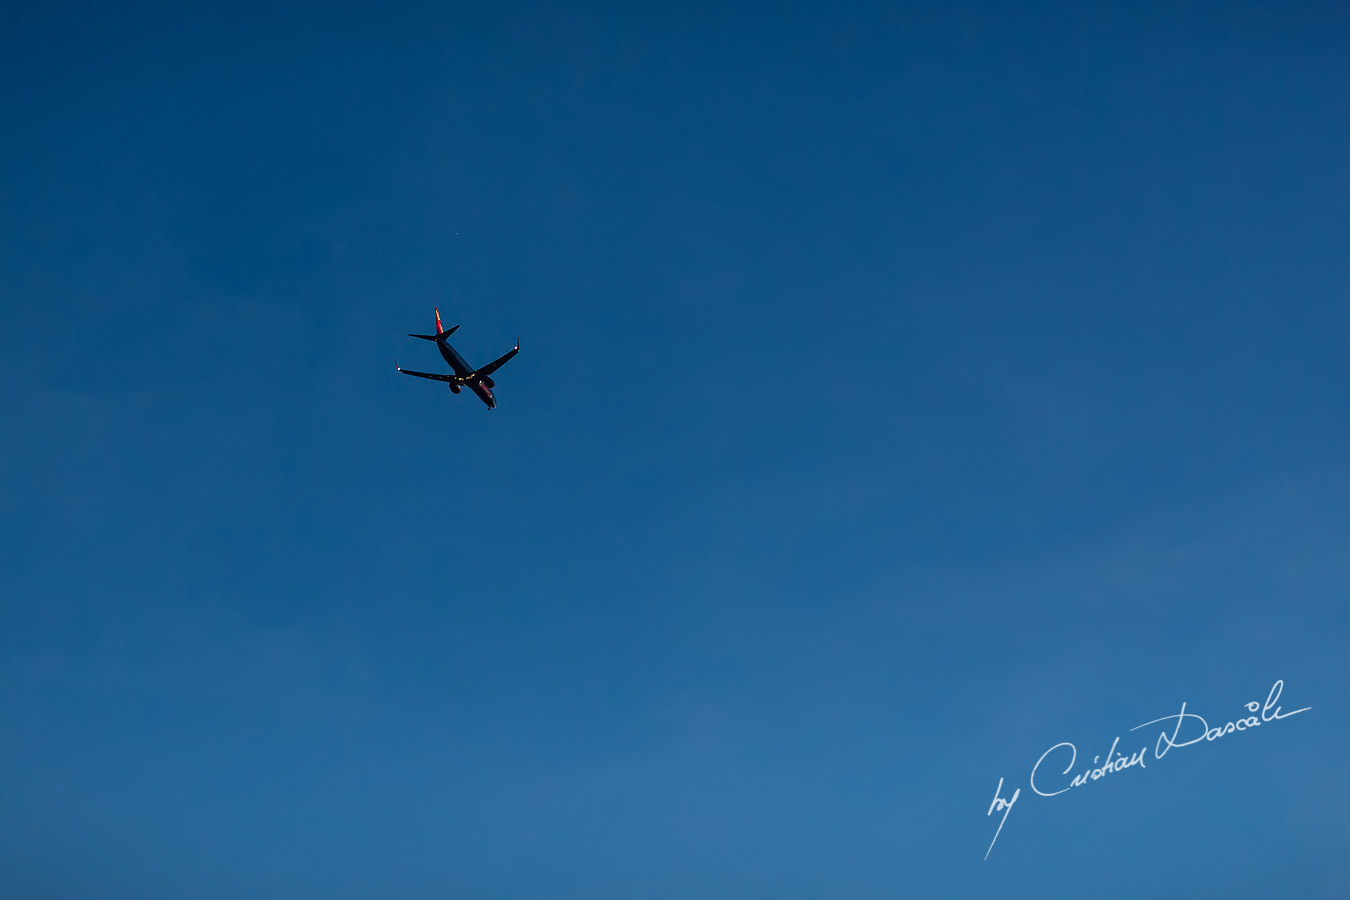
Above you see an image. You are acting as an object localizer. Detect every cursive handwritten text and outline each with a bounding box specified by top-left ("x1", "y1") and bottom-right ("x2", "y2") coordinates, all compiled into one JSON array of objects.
[{"x1": 984, "y1": 679, "x2": 1310, "y2": 859}]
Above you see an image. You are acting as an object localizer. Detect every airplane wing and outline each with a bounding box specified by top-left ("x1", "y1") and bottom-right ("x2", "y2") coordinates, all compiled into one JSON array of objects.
[
  {"x1": 396, "y1": 366, "x2": 455, "y2": 383},
  {"x1": 475, "y1": 343, "x2": 519, "y2": 379}
]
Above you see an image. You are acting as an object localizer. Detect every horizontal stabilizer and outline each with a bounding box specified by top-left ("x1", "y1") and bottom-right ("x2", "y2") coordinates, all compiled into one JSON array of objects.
[{"x1": 409, "y1": 323, "x2": 460, "y2": 342}]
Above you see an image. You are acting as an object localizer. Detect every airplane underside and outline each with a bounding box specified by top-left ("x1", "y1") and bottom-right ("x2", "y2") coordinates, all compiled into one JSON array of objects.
[{"x1": 397, "y1": 308, "x2": 517, "y2": 409}]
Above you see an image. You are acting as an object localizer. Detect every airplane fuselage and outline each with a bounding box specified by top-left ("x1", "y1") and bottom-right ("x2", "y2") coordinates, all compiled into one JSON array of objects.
[{"x1": 438, "y1": 340, "x2": 497, "y2": 408}]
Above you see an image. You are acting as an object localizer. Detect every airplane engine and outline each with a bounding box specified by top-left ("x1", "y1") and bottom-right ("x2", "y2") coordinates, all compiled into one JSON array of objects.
[
  {"x1": 482, "y1": 376, "x2": 495, "y2": 388},
  {"x1": 449, "y1": 383, "x2": 461, "y2": 393}
]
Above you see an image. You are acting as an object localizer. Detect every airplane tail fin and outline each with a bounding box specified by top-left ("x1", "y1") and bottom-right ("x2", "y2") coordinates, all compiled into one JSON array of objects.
[{"x1": 409, "y1": 308, "x2": 460, "y2": 341}]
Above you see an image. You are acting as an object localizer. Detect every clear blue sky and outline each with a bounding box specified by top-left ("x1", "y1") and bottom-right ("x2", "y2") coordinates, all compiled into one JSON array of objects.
[{"x1": 2, "y1": 2, "x2": 1347, "y2": 896}]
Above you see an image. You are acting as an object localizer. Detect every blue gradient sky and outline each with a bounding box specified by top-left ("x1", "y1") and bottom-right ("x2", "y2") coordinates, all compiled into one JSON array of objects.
[{"x1": 2, "y1": 2, "x2": 1347, "y2": 897}]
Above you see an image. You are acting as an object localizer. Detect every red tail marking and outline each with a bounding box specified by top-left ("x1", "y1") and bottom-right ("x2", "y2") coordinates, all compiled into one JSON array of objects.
[{"x1": 435, "y1": 308, "x2": 444, "y2": 334}]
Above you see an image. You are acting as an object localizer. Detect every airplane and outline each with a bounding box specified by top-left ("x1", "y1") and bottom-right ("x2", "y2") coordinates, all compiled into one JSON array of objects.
[{"x1": 397, "y1": 308, "x2": 519, "y2": 409}]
